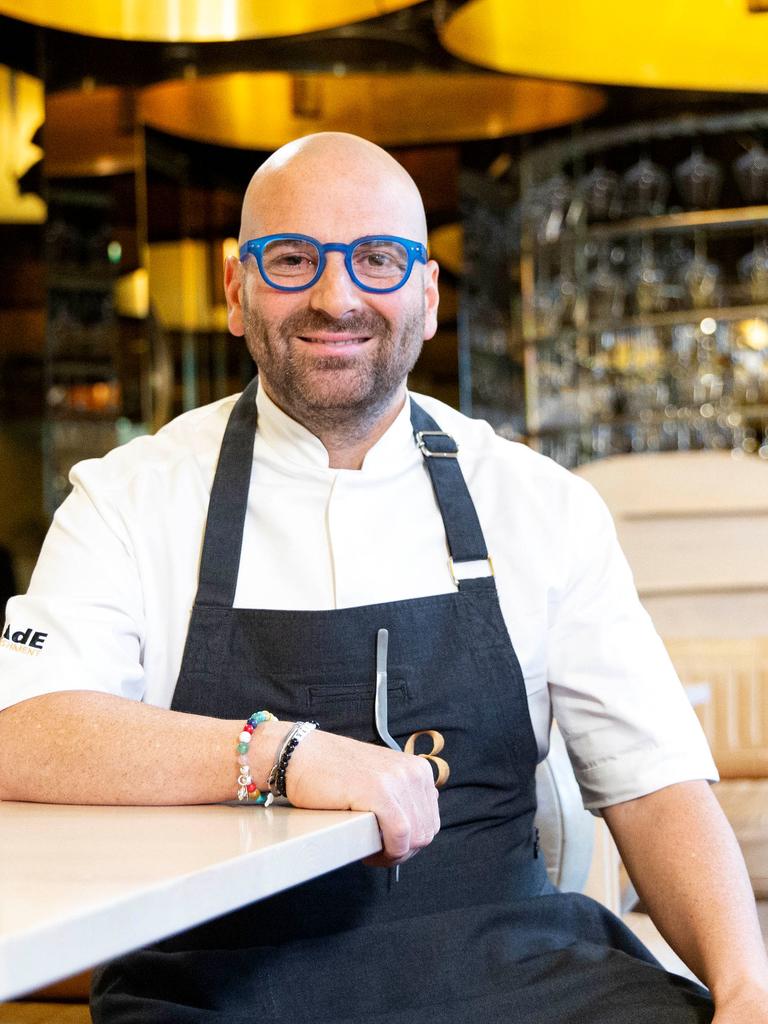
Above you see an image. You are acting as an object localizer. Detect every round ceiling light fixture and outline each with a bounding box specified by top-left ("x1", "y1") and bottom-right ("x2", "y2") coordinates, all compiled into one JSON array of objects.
[
  {"x1": 441, "y1": 0, "x2": 768, "y2": 92},
  {"x1": 137, "y1": 71, "x2": 605, "y2": 149},
  {"x1": 0, "y1": 0, "x2": 423, "y2": 42}
]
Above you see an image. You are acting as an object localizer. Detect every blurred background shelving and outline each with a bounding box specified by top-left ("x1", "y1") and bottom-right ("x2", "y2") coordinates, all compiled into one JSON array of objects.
[
  {"x1": 4, "y1": 2, "x2": 768, "y2": 574},
  {"x1": 458, "y1": 109, "x2": 768, "y2": 467}
]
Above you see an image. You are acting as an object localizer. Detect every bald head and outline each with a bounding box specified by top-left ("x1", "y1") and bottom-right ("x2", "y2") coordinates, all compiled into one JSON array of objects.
[
  {"x1": 239, "y1": 132, "x2": 428, "y2": 246},
  {"x1": 225, "y1": 131, "x2": 441, "y2": 448}
]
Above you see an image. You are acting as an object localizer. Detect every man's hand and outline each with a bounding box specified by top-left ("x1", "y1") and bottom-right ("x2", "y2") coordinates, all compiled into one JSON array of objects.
[
  {"x1": 0, "y1": 694, "x2": 440, "y2": 867},
  {"x1": 285, "y1": 728, "x2": 440, "y2": 866}
]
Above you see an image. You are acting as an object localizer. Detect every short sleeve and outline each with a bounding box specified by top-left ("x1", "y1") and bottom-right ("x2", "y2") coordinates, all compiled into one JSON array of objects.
[
  {"x1": 0, "y1": 467, "x2": 146, "y2": 712},
  {"x1": 547, "y1": 475, "x2": 718, "y2": 810}
]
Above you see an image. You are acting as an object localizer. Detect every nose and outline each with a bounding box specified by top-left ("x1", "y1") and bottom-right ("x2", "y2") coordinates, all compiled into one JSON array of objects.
[{"x1": 307, "y1": 253, "x2": 365, "y2": 319}]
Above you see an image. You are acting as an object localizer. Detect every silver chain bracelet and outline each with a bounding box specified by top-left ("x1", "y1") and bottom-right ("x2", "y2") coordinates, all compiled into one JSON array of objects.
[{"x1": 267, "y1": 720, "x2": 318, "y2": 803}]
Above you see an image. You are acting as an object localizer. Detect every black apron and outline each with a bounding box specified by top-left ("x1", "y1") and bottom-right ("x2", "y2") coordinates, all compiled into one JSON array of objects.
[{"x1": 91, "y1": 379, "x2": 714, "y2": 1023}]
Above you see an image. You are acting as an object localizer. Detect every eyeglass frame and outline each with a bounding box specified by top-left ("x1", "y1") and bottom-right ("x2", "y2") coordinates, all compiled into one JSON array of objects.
[{"x1": 238, "y1": 233, "x2": 428, "y2": 294}]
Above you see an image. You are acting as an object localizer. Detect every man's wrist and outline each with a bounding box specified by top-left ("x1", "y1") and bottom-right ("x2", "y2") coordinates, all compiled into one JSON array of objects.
[
  {"x1": 245, "y1": 717, "x2": 295, "y2": 790},
  {"x1": 711, "y1": 974, "x2": 768, "y2": 1007}
]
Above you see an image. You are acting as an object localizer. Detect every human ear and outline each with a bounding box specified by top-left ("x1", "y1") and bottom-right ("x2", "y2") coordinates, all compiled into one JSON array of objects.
[
  {"x1": 422, "y1": 259, "x2": 440, "y2": 341},
  {"x1": 224, "y1": 256, "x2": 245, "y2": 337}
]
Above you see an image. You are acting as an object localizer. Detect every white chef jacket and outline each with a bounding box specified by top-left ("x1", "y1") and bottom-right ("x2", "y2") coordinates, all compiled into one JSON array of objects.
[{"x1": 0, "y1": 384, "x2": 717, "y2": 809}]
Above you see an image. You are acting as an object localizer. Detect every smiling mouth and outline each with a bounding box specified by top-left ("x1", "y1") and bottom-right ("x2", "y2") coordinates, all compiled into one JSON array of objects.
[
  {"x1": 295, "y1": 334, "x2": 373, "y2": 353},
  {"x1": 297, "y1": 334, "x2": 371, "y2": 344}
]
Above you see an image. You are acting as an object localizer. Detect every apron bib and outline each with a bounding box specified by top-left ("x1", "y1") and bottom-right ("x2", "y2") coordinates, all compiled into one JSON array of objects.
[{"x1": 92, "y1": 379, "x2": 713, "y2": 1023}]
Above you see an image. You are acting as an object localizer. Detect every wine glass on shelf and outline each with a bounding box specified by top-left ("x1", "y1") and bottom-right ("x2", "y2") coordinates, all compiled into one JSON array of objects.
[
  {"x1": 675, "y1": 147, "x2": 723, "y2": 210},
  {"x1": 578, "y1": 164, "x2": 621, "y2": 223},
  {"x1": 738, "y1": 232, "x2": 768, "y2": 303},
  {"x1": 587, "y1": 243, "x2": 626, "y2": 324},
  {"x1": 628, "y1": 237, "x2": 670, "y2": 314},
  {"x1": 527, "y1": 173, "x2": 573, "y2": 245},
  {"x1": 621, "y1": 155, "x2": 670, "y2": 217},
  {"x1": 680, "y1": 232, "x2": 722, "y2": 310},
  {"x1": 734, "y1": 143, "x2": 768, "y2": 205}
]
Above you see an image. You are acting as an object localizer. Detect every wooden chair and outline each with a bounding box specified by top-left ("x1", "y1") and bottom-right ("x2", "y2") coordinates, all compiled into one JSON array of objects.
[
  {"x1": 576, "y1": 450, "x2": 768, "y2": 899},
  {"x1": 0, "y1": 975, "x2": 92, "y2": 1022}
]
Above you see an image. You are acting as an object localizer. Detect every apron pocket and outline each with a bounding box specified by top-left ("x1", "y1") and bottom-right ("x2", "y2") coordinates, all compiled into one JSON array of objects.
[
  {"x1": 258, "y1": 668, "x2": 410, "y2": 741},
  {"x1": 308, "y1": 679, "x2": 408, "y2": 708}
]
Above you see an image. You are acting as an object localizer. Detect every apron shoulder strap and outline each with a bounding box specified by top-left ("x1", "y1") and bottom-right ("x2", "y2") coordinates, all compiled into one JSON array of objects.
[
  {"x1": 409, "y1": 400, "x2": 490, "y2": 572},
  {"x1": 195, "y1": 377, "x2": 260, "y2": 607}
]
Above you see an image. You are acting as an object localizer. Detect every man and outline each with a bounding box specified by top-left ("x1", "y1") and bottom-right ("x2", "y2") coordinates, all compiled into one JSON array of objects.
[{"x1": 0, "y1": 133, "x2": 766, "y2": 1022}]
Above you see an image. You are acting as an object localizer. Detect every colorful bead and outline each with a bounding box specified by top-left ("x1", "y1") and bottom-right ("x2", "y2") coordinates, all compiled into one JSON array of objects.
[
  {"x1": 248, "y1": 710, "x2": 271, "y2": 726},
  {"x1": 235, "y1": 710, "x2": 276, "y2": 804}
]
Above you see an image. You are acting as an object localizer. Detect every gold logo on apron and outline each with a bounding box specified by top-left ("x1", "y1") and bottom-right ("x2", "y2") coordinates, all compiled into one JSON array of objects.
[{"x1": 404, "y1": 729, "x2": 450, "y2": 788}]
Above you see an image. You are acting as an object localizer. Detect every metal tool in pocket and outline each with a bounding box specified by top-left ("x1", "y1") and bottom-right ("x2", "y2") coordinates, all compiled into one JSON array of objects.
[
  {"x1": 374, "y1": 628, "x2": 401, "y2": 753},
  {"x1": 374, "y1": 627, "x2": 402, "y2": 882}
]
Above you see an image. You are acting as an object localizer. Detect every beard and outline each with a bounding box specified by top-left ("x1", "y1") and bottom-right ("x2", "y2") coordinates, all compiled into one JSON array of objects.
[{"x1": 242, "y1": 300, "x2": 426, "y2": 438}]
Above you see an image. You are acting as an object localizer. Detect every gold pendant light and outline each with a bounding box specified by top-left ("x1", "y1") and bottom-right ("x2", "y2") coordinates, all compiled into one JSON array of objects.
[
  {"x1": 441, "y1": 0, "x2": 768, "y2": 92},
  {"x1": 137, "y1": 71, "x2": 604, "y2": 148},
  {"x1": 0, "y1": 0, "x2": 422, "y2": 42},
  {"x1": 0, "y1": 64, "x2": 45, "y2": 222}
]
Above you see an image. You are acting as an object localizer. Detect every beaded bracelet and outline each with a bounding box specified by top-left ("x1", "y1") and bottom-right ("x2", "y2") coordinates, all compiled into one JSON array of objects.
[
  {"x1": 236, "y1": 710, "x2": 276, "y2": 804},
  {"x1": 267, "y1": 720, "x2": 319, "y2": 801}
]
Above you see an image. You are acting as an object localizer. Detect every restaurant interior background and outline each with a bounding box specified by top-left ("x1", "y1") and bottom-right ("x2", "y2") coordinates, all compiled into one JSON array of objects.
[
  {"x1": 3, "y1": 3, "x2": 768, "y2": 1008},
  {"x1": 2, "y1": 0, "x2": 768, "y2": 593}
]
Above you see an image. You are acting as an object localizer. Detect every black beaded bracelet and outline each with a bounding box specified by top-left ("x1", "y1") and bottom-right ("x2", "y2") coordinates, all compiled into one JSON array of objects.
[{"x1": 267, "y1": 721, "x2": 318, "y2": 800}]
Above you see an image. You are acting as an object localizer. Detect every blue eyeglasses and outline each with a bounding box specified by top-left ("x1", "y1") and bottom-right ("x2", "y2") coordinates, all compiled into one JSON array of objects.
[{"x1": 238, "y1": 233, "x2": 428, "y2": 294}]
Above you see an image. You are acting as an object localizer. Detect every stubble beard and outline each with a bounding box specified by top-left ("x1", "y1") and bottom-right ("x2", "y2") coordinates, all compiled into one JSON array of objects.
[{"x1": 243, "y1": 301, "x2": 426, "y2": 441}]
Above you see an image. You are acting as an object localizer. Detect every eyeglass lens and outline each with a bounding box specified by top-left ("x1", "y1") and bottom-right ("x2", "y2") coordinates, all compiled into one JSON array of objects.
[{"x1": 261, "y1": 237, "x2": 410, "y2": 289}]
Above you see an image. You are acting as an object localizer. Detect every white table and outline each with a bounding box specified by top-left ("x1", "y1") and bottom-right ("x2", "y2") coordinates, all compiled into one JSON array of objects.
[{"x1": 0, "y1": 801, "x2": 380, "y2": 1002}]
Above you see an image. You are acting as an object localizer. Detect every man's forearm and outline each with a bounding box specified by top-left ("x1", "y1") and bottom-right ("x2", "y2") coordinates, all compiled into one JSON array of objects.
[
  {"x1": 0, "y1": 691, "x2": 276, "y2": 805},
  {"x1": 0, "y1": 690, "x2": 439, "y2": 865},
  {"x1": 603, "y1": 780, "x2": 768, "y2": 1016}
]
